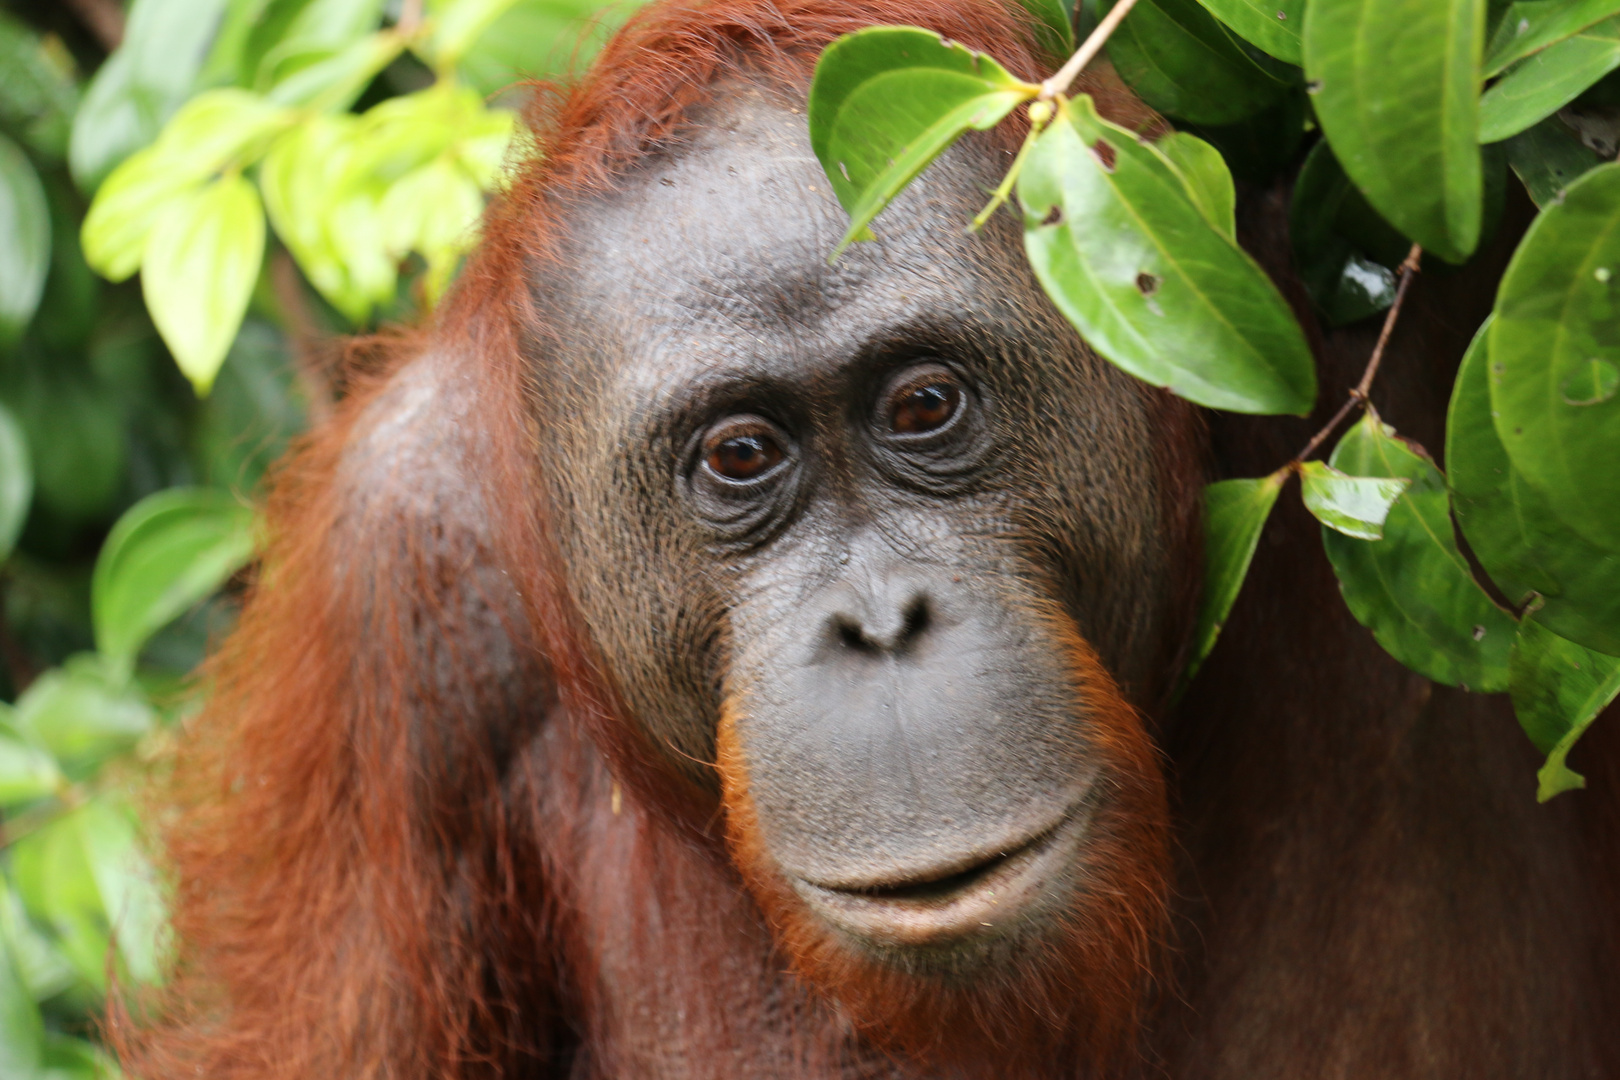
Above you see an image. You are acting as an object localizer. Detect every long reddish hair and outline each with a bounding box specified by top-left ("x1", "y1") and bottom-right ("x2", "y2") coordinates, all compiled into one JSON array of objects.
[{"x1": 112, "y1": 4, "x2": 1174, "y2": 1078}]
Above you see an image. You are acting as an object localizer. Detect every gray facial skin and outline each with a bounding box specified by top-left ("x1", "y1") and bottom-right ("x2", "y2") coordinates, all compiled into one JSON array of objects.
[{"x1": 528, "y1": 82, "x2": 1177, "y2": 944}]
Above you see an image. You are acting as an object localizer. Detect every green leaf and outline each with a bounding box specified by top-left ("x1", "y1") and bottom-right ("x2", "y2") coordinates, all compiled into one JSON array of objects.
[
  {"x1": 1509, "y1": 609, "x2": 1620, "y2": 800},
  {"x1": 92, "y1": 488, "x2": 256, "y2": 675},
  {"x1": 1486, "y1": 0, "x2": 1620, "y2": 74},
  {"x1": 250, "y1": 0, "x2": 386, "y2": 91},
  {"x1": 142, "y1": 174, "x2": 267, "y2": 395},
  {"x1": 1191, "y1": 0, "x2": 1304, "y2": 62},
  {"x1": 68, "y1": 0, "x2": 234, "y2": 191},
  {"x1": 1503, "y1": 114, "x2": 1604, "y2": 207},
  {"x1": 424, "y1": 0, "x2": 524, "y2": 69},
  {"x1": 455, "y1": 0, "x2": 644, "y2": 98},
  {"x1": 1289, "y1": 139, "x2": 1409, "y2": 325},
  {"x1": 76, "y1": 797, "x2": 167, "y2": 986},
  {"x1": 0, "y1": 927, "x2": 44, "y2": 1080},
  {"x1": 1155, "y1": 130, "x2": 1236, "y2": 238},
  {"x1": 1447, "y1": 317, "x2": 1620, "y2": 653},
  {"x1": 1015, "y1": 0, "x2": 1078, "y2": 57},
  {"x1": 1181, "y1": 471, "x2": 1286, "y2": 689},
  {"x1": 1017, "y1": 94, "x2": 1317, "y2": 414},
  {"x1": 1322, "y1": 410, "x2": 1517, "y2": 690},
  {"x1": 0, "y1": 12, "x2": 81, "y2": 159},
  {"x1": 807, "y1": 27, "x2": 1035, "y2": 254},
  {"x1": 0, "y1": 716, "x2": 61, "y2": 810},
  {"x1": 0, "y1": 878, "x2": 77, "y2": 1004},
  {"x1": 1479, "y1": 18, "x2": 1620, "y2": 142},
  {"x1": 40, "y1": 1035, "x2": 116, "y2": 1080},
  {"x1": 0, "y1": 134, "x2": 49, "y2": 345},
  {"x1": 1105, "y1": 0, "x2": 1293, "y2": 124},
  {"x1": 11, "y1": 811, "x2": 110, "y2": 994},
  {"x1": 1490, "y1": 161, "x2": 1620, "y2": 548},
  {"x1": 263, "y1": 32, "x2": 405, "y2": 111},
  {"x1": 1298, "y1": 460, "x2": 1409, "y2": 539},
  {"x1": 378, "y1": 159, "x2": 486, "y2": 306},
  {"x1": 12, "y1": 656, "x2": 154, "y2": 776},
  {"x1": 0, "y1": 403, "x2": 33, "y2": 564},
  {"x1": 1304, "y1": 0, "x2": 1485, "y2": 263}
]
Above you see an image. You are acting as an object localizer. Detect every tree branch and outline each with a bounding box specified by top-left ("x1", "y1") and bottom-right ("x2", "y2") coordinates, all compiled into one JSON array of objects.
[
  {"x1": 63, "y1": 0, "x2": 125, "y2": 52},
  {"x1": 1039, "y1": 0, "x2": 1144, "y2": 101}
]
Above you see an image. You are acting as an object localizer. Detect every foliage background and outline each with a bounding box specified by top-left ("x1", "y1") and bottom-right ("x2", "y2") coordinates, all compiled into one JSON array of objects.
[{"x1": 0, "y1": 1, "x2": 643, "y2": 1074}]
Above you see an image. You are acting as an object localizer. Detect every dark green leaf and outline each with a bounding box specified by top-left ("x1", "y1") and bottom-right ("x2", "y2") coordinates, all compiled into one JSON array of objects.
[
  {"x1": 1304, "y1": 0, "x2": 1486, "y2": 263},
  {"x1": 1155, "y1": 130, "x2": 1236, "y2": 237},
  {"x1": 1480, "y1": 18, "x2": 1620, "y2": 142},
  {"x1": 0, "y1": 365, "x2": 124, "y2": 525},
  {"x1": 142, "y1": 175, "x2": 267, "y2": 395},
  {"x1": 1178, "y1": 84, "x2": 1307, "y2": 185},
  {"x1": 40, "y1": 1035, "x2": 115, "y2": 1080},
  {"x1": 1509, "y1": 609, "x2": 1620, "y2": 800},
  {"x1": 0, "y1": 12, "x2": 80, "y2": 159},
  {"x1": 11, "y1": 656, "x2": 153, "y2": 776},
  {"x1": 1016, "y1": 0, "x2": 1078, "y2": 56},
  {"x1": 0, "y1": 402, "x2": 34, "y2": 565},
  {"x1": 1503, "y1": 114, "x2": 1604, "y2": 206},
  {"x1": 1191, "y1": 0, "x2": 1305, "y2": 63},
  {"x1": 1017, "y1": 94, "x2": 1317, "y2": 414},
  {"x1": 1490, "y1": 161, "x2": 1620, "y2": 548},
  {"x1": 808, "y1": 27, "x2": 1035, "y2": 253},
  {"x1": 1448, "y1": 317, "x2": 1620, "y2": 653},
  {"x1": 67, "y1": 0, "x2": 234, "y2": 191},
  {"x1": 92, "y1": 488, "x2": 256, "y2": 675},
  {"x1": 0, "y1": 134, "x2": 49, "y2": 345},
  {"x1": 1298, "y1": 460, "x2": 1409, "y2": 539},
  {"x1": 1290, "y1": 139, "x2": 1409, "y2": 325},
  {"x1": 1486, "y1": 0, "x2": 1620, "y2": 74},
  {"x1": 1322, "y1": 411, "x2": 1517, "y2": 690},
  {"x1": 1105, "y1": 0, "x2": 1292, "y2": 124},
  {"x1": 1181, "y1": 471, "x2": 1286, "y2": 689}
]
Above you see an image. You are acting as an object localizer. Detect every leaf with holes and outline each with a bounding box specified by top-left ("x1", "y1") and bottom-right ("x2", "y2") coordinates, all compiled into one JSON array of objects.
[
  {"x1": 1298, "y1": 460, "x2": 1409, "y2": 539},
  {"x1": 1018, "y1": 94, "x2": 1316, "y2": 414},
  {"x1": 1480, "y1": 18, "x2": 1620, "y2": 143},
  {"x1": 1322, "y1": 411, "x2": 1517, "y2": 690},
  {"x1": 1503, "y1": 115, "x2": 1604, "y2": 207},
  {"x1": 808, "y1": 27, "x2": 1037, "y2": 255},
  {"x1": 1510, "y1": 608, "x2": 1620, "y2": 800},
  {"x1": 1180, "y1": 470, "x2": 1286, "y2": 692},
  {"x1": 1304, "y1": 0, "x2": 1485, "y2": 263},
  {"x1": 1447, "y1": 317, "x2": 1620, "y2": 654},
  {"x1": 1490, "y1": 161, "x2": 1620, "y2": 549}
]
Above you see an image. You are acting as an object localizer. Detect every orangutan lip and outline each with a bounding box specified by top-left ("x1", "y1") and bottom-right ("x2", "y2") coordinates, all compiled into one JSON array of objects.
[{"x1": 790, "y1": 807, "x2": 1087, "y2": 947}]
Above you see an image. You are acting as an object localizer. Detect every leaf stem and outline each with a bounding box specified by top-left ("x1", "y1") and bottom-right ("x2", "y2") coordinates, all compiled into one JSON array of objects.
[
  {"x1": 1292, "y1": 242, "x2": 1423, "y2": 465},
  {"x1": 969, "y1": 101, "x2": 1053, "y2": 231},
  {"x1": 1038, "y1": 0, "x2": 1145, "y2": 101}
]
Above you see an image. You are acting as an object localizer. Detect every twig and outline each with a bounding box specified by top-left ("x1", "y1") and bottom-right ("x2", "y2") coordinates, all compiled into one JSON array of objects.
[
  {"x1": 62, "y1": 0, "x2": 125, "y2": 51},
  {"x1": 396, "y1": 0, "x2": 426, "y2": 37},
  {"x1": 1039, "y1": 0, "x2": 1144, "y2": 101},
  {"x1": 269, "y1": 251, "x2": 335, "y2": 427},
  {"x1": 1292, "y1": 243, "x2": 1423, "y2": 465}
]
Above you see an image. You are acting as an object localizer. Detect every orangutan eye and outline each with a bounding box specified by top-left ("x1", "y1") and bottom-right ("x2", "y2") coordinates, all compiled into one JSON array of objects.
[
  {"x1": 703, "y1": 418, "x2": 786, "y2": 482},
  {"x1": 886, "y1": 365, "x2": 965, "y2": 436}
]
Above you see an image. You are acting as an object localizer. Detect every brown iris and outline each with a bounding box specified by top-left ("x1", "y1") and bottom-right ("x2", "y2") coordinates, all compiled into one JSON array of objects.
[
  {"x1": 704, "y1": 419, "x2": 784, "y2": 481},
  {"x1": 889, "y1": 374, "x2": 962, "y2": 435}
]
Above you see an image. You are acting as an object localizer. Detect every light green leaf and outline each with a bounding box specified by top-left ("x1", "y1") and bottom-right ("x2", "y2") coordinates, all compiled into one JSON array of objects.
[
  {"x1": 67, "y1": 0, "x2": 234, "y2": 191},
  {"x1": 455, "y1": 0, "x2": 646, "y2": 98},
  {"x1": 1181, "y1": 471, "x2": 1286, "y2": 690},
  {"x1": 0, "y1": 134, "x2": 49, "y2": 345},
  {"x1": 1489, "y1": 161, "x2": 1620, "y2": 548},
  {"x1": 1016, "y1": 0, "x2": 1078, "y2": 57},
  {"x1": 808, "y1": 27, "x2": 1036, "y2": 254},
  {"x1": 1105, "y1": 0, "x2": 1293, "y2": 124},
  {"x1": 1485, "y1": 0, "x2": 1620, "y2": 74},
  {"x1": 142, "y1": 174, "x2": 266, "y2": 395},
  {"x1": 1503, "y1": 114, "x2": 1604, "y2": 207},
  {"x1": 1479, "y1": 18, "x2": 1620, "y2": 142},
  {"x1": 76, "y1": 797, "x2": 167, "y2": 986},
  {"x1": 251, "y1": 0, "x2": 387, "y2": 91},
  {"x1": 0, "y1": 402, "x2": 33, "y2": 564},
  {"x1": 1298, "y1": 460, "x2": 1409, "y2": 539},
  {"x1": 0, "y1": 928, "x2": 44, "y2": 1080},
  {"x1": 92, "y1": 487, "x2": 257, "y2": 676},
  {"x1": 0, "y1": 717, "x2": 61, "y2": 810},
  {"x1": 1155, "y1": 130, "x2": 1236, "y2": 238},
  {"x1": 81, "y1": 148, "x2": 197, "y2": 283},
  {"x1": 11, "y1": 809, "x2": 111, "y2": 993},
  {"x1": 378, "y1": 159, "x2": 486, "y2": 305},
  {"x1": 424, "y1": 0, "x2": 524, "y2": 69},
  {"x1": 1509, "y1": 609, "x2": 1620, "y2": 800},
  {"x1": 1191, "y1": 0, "x2": 1305, "y2": 63},
  {"x1": 0, "y1": 878, "x2": 77, "y2": 1004},
  {"x1": 1288, "y1": 139, "x2": 1408, "y2": 325},
  {"x1": 1322, "y1": 410, "x2": 1517, "y2": 690},
  {"x1": 1017, "y1": 94, "x2": 1317, "y2": 414},
  {"x1": 12, "y1": 656, "x2": 154, "y2": 777},
  {"x1": 264, "y1": 32, "x2": 405, "y2": 111},
  {"x1": 1304, "y1": 0, "x2": 1485, "y2": 263},
  {"x1": 1447, "y1": 317, "x2": 1620, "y2": 653}
]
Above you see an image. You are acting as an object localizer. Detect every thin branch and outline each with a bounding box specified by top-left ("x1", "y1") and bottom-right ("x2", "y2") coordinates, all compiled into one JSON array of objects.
[
  {"x1": 396, "y1": 0, "x2": 425, "y2": 37},
  {"x1": 1292, "y1": 243, "x2": 1424, "y2": 465},
  {"x1": 1039, "y1": 0, "x2": 1144, "y2": 101},
  {"x1": 62, "y1": 0, "x2": 125, "y2": 51},
  {"x1": 269, "y1": 251, "x2": 335, "y2": 427}
]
